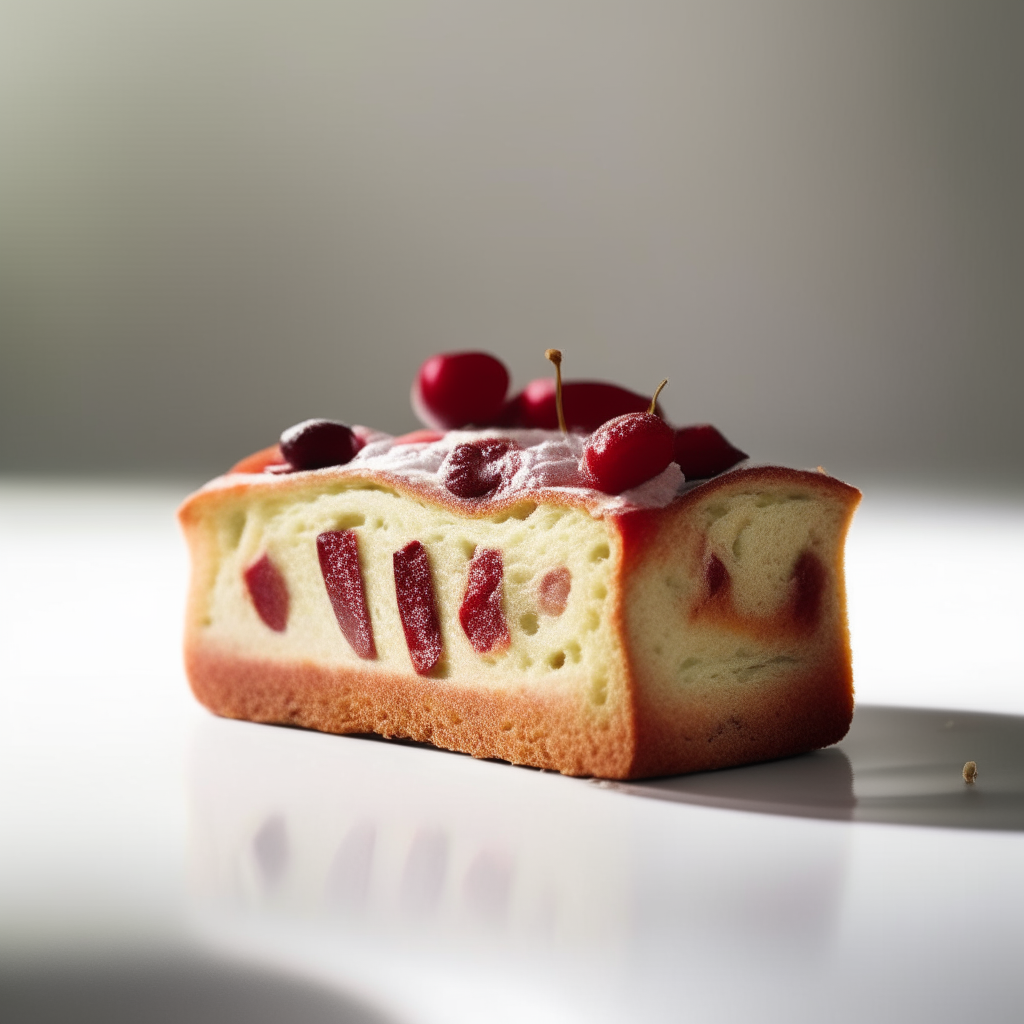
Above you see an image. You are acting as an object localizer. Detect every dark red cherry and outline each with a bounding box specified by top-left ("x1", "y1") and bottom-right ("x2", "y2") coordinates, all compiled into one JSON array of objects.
[
  {"x1": 393, "y1": 540, "x2": 443, "y2": 675},
  {"x1": 317, "y1": 530, "x2": 376, "y2": 659},
  {"x1": 412, "y1": 351, "x2": 510, "y2": 430},
  {"x1": 512, "y1": 379, "x2": 661, "y2": 434},
  {"x1": 459, "y1": 549, "x2": 510, "y2": 654},
  {"x1": 673, "y1": 425, "x2": 747, "y2": 479},
  {"x1": 441, "y1": 438, "x2": 521, "y2": 499},
  {"x1": 244, "y1": 553, "x2": 289, "y2": 631},
  {"x1": 280, "y1": 419, "x2": 361, "y2": 471},
  {"x1": 580, "y1": 412, "x2": 675, "y2": 494}
]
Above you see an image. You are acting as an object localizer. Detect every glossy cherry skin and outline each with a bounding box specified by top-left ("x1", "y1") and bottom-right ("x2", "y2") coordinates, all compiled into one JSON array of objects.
[
  {"x1": 412, "y1": 351, "x2": 510, "y2": 430},
  {"x1": 459, "y1": 549, "x2": 510, "y2": 653},
  {"x1": 279, "y1": 419, "x2": 361, "y2": 470},
  {"x1": 580, "y1": 412, "x2": 675, "y2": 494},
  {"x1": 509, "y1": 379, "x2": 661, "y2": 433},
  {"x1": 672, "y1": 424, "x2": 747, "y2": 479},
  {"x1": 441, "y1": 438, "x2": 520, "y2": 499},
  {"x1": 317, "y1": 530, "x2": 376, "y2": 659}
]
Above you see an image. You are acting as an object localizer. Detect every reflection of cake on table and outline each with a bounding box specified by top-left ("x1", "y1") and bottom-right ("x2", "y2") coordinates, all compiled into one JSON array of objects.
[{"x1": 179, "y1": 352, "x2": 860, "y2": 779}]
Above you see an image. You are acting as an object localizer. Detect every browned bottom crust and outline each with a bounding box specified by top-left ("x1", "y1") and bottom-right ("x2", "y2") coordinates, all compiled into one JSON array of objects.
[{"x1": 186, "y1": 643, "x2": 852, "y2": 780}]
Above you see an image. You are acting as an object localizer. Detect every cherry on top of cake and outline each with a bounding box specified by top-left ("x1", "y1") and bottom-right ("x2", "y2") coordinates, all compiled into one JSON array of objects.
[{"x1": 227, "y1": 349, "x2": 749, "y2": 501}]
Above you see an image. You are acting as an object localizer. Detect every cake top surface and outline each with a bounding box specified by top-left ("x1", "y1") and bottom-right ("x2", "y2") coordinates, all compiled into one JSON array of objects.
[{"x1": 217, "y1": 427, "x2": 691, "y2": 516}]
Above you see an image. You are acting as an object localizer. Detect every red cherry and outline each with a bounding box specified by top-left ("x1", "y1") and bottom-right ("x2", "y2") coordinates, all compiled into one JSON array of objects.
[
  {"x1": 393, "y1": 540, "x2": 443, "y2": 675},
  {"x1": 244, "y1": 553, "x2": 289, "y2": 632},
  {"x1": 441, "y1": 438, "x2": 521, "y2": 499},
  {"x1": 512, "y1": 379, "x2": 661, "y2": 433},
  {"x1": 580, "y1": 412, "x2": 675, "y2": 494},
  {"x1": 280, "y1": 419, "x2": 361, "y2": 470},
  {"x1": 459, "y1": 549, "x2": 510, "y2": 654},
  {"x1": 412, "y1": 351, "x2": 510, "y2": 430},
  {"x1": 673, "y1": 425, "x2": 747, "y2": 479},
  {"x1": 317, "y1": 530, "x2": 377, "y2": 659}
]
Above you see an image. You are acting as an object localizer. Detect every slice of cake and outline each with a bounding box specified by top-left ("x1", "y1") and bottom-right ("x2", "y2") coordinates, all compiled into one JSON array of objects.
[{"x1": 179, "y1": 425, "x2": 859, "y2": 779}]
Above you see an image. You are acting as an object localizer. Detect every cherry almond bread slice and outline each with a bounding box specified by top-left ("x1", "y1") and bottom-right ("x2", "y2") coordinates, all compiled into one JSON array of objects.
[{"x1": 179, "y1": 441, "x2": 859, "y2": 780}]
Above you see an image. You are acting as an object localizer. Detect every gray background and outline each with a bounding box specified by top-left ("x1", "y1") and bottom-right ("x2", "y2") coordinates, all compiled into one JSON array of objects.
[{"x1": 2, "y1": 0, "x2": 1021, "y2": 483}]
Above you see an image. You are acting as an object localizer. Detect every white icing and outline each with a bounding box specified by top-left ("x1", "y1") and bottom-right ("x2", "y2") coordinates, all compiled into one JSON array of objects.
[{"x1": 348, "y1": 427, "x2": 686, "y2": 513}]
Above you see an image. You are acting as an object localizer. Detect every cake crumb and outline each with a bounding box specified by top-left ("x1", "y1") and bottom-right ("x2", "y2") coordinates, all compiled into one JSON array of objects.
[
  {"x1": 963, "y1": 761, "x2": 978, "y2": 785},
  {"x1": 816, "y1": 465, "x2": 827, "y2": 474}
]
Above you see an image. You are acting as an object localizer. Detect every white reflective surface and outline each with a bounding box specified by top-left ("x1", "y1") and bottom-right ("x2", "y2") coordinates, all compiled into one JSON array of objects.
[{"x1": 1, "y1": 481, "x2": 1023, "y2": 1022}]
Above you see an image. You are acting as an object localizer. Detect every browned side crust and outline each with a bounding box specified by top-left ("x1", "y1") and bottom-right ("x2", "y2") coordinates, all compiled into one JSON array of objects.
[
  {"x1": 616, "y1": 466, "x2": 860, "y2": 777},
  {"x1": 180, "y1": 464, "x2": 860, "y2": 779}
]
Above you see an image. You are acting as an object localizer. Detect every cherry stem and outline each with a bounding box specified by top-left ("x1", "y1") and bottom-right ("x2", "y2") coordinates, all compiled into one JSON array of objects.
[
  {"x1": 648, "y1": 379, "x2": 668, "y2": 416},
  {"x1": 545, "y1": 348, "x2": 568, "y2": 434}
]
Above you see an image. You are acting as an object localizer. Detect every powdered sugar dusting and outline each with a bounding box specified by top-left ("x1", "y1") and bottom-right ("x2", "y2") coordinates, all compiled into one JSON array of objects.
[{"x1": 348, "y1": 428, "x2": 685, "y2": 513}]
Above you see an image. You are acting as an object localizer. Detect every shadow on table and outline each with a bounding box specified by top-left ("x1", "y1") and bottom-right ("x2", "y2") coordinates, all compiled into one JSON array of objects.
[
  {"x1": 607, "y1": 705, "x2": 1024, "y2": 831},
  {"x1": 0, "y1": 949, "x2": 395, "y2": 1024}
]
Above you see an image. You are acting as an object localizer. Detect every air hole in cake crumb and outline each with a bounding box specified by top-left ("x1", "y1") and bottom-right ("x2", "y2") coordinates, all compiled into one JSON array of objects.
[
  {"x1": 459, "y1": 539, "x2": 477, "y2": 560},
  {"x1": 590, "y1": 676, "x2": 608, "y2": 705},
  {"x1": 332, "y1": 513, "x2": 366, "y2": 531},
  {"x1": 589, "y1": 542, "x2": 610, "y2": 562},
  {"x1": 500, "y1": 720, "x2": 514, "y2": 731},
  {"x1": 519, "y1": 655, "x2": 533, "y2": 669},
  {"x1": 679, "y1": 657, "x2": 701, "y2": 671},
  {"x1": 548, "y1": 651, "x2": 566, "y2": 670},
  {"x1": 493, "y1": 501, "x2": 537, "y2": 523},
  {"x1": 566, "y1": 641, "x2": 581, "y2": 663},
  {"x1": 706, "y1": 503, "x2": 728, "y2": 522},
  {"x1": 585, "y1": 609, "x2": 600, "y2": 631},
  {"x1": 374, "y1": 517, "x2": 385, "y2": 529},
  {"x1": 591, "y1": 583, "x2": 607, "y2": 601},
  {"x1": 732, "y1": 521, "x2": 751, "y2": 560},
  {"x1": 224, "y1": 511, "x2": 247, "y2": 549},
  {"x1": 519, "y1": 612, "x2": 539, "y2": 635}
]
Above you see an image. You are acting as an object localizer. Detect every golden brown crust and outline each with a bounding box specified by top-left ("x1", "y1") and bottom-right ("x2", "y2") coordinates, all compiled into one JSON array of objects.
[{"x1": 185, "y1": 644, "x2": 635, "y2": 778}]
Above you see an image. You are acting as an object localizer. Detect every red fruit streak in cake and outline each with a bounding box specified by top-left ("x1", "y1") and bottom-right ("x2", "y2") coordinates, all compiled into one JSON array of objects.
[
  {"x1": 537, "y1": 567, "x2": 571, "y2": 616},
  {"x1": 459, "y1": 549, "x2": 511, "y2": 653},
  {"x1": 393, "y1": 541, "x2": 444, "y2": 675},
  {"x1": 244, "y1": 553, "x2": 289, "y2": 632},
  {"x1": 317, "y1": 530, "x2": 377, "y2": 659},
  {"x1": 690, "y1": 546, "x2": 826, "y2": 637}
]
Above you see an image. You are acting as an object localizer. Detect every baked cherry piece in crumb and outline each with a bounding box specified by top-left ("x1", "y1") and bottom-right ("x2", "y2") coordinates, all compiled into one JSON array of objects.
[
  {"x1": 393, "y1": 540, "x2": 444, "y2": 675},
  {"x1": 317, "y1": 530, "x2": 376, "y2": 659},
  {"x1": 442, "y1": 438, "x2": 521, "y2": 499},
  {"x1": 673, "y1": 425, "x2": 748, "y2": 479},
  {"x1": 279, "y1": 419, "x2": 361, "y2": 470},
  {"x1": 413, "y1": 351, "x2": 510, "y2": 430},
  {"x1": 459, "y1": 549, "x2": 511, "y2": 653},
  {"x1": 244, "y1": 553, "x2": 289, "y2": 632},
  {"x1": 581, "y1": 412, "x2": 675, "y2": 494},
  {"x1": 509, "y1": 379, "x2": 662, "y2": 433}
]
